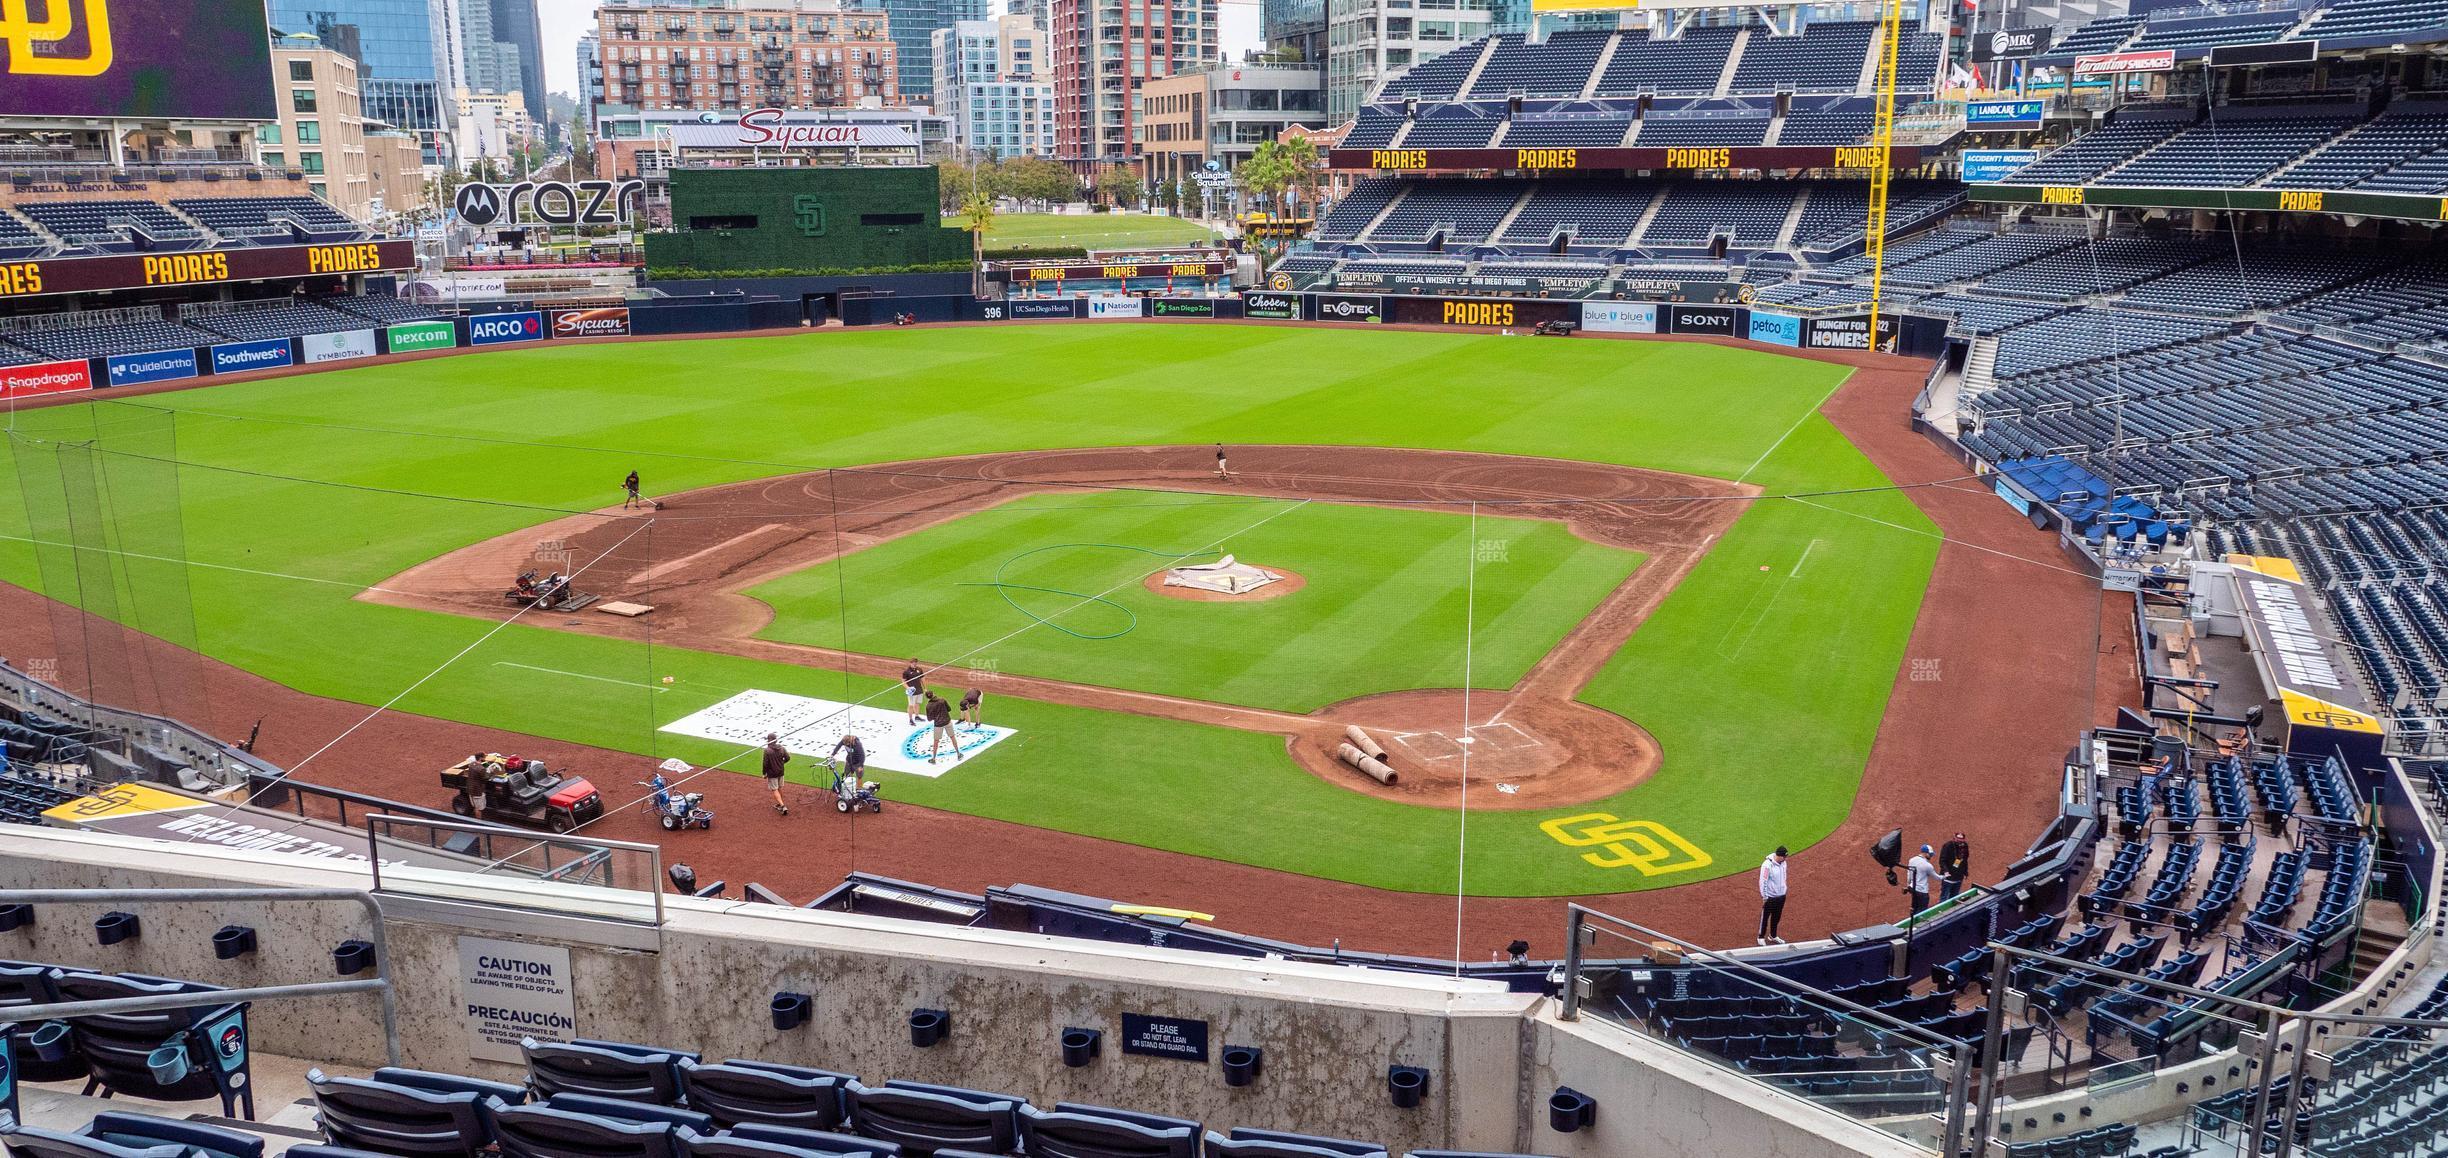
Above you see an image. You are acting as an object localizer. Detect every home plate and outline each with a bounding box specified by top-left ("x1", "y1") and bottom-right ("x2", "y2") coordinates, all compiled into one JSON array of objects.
[
  {"x1": 597, "y1": 601, "x2": 656, "y2": 617},
  {"x1": 660, "y1": 689, "x2": 1016, "y2": 777}
]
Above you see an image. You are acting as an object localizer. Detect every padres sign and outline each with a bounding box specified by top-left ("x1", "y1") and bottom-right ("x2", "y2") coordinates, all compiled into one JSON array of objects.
[{"x1": 1539, "y1": 814, "x2": 1711, "y2": 875}]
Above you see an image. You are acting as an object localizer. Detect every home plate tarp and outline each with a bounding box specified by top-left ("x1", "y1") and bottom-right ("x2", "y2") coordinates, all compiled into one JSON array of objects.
[
  {"x1": 660, "y1": 690, "x2": 1015, "y2": 778},
  {"x1": 1164, "y1": 555, "x2": 1283, "y2": 595}
]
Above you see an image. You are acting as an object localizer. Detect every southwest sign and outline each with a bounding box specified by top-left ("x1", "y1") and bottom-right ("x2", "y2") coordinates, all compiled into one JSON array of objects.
[{"x1": 0, "y1": 240, "x2": 414, "y2": 299}]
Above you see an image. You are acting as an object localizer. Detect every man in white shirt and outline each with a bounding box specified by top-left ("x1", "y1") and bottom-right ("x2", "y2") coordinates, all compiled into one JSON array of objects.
[
  {"x1": 1757, "y1": 846, "x2": 1789, "y2": 946},
  {"x1": 1907, "y1": 844, "x2": 1938, "y2": 915}
]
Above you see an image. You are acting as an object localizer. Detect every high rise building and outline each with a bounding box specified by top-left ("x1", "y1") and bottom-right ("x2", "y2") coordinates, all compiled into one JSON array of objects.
[
  {"x1": 1261, "y1": 0, "x2": 1324, "y2": 60},
  {"x1": 263, "y1": 35, "x2": 375, "y2": 219},
  {"x1": 594, "y1": 0, "x2": 900, "y2": 114},
  {"x1": 578, "y1": 33, "x2": 604, "y2": 107},
  {"x1": 932, "y1": 14, "x2": 1052, "y2": 156},
  {"x1": 884, "y1": 0, "x2": 987, "y2": 107},
  {"x1": 1138, "y1": 62, "x2": 1323, "y2": 193},
  {"x1": 457, "y1": 0, "x2": 549, "y2": 141},
  {"x1": 1325, "y1": 0, "x2": 1502, "y2": 122},
  {"x1": 1049, "y1": 0, "x2": 1219, "y2": 165},
  {"x1": 268, "y1": 0, "x2": 459, "y2": 164}
]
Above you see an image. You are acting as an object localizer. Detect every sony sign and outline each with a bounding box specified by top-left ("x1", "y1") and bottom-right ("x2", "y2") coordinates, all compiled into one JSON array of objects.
[{"x1": 454, "y1": 180, "x2": 645, "y2": 227}]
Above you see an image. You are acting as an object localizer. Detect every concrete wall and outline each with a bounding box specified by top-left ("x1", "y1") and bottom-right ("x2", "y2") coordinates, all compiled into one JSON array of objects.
[{"x1": 0, "y1": 826, "x2": 1922, "y2": 1157}]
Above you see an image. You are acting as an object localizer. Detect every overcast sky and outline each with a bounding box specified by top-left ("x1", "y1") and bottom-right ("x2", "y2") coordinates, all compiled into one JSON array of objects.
[{"x1": 537, "y1": 0, "x2": 1263, "y2": 97}]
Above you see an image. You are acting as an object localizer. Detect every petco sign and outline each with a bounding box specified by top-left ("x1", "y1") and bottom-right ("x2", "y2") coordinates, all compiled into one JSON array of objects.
[
  {"x1": 550, "y1": 308, "x2": 631, "y2": 338},
  {"x1": 0, "y1": 359, "x2": 91, "y2": 400},
  {"x1": 454, "y1": 180, "x2": 643, "y2": 227},
  {"x1": 469, "y1": 312, "x2": 545, "y2": 346}
]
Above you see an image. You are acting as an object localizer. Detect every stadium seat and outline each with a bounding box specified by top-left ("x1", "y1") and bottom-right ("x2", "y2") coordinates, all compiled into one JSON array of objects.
[
  {"x1": 675, "y1": 1058, "x2": 854, "y2": 1131},
  {"x1": 483, "y1": 1101, "x2": 689, "y2": 1158},
  {"x1": 523, "y1": 1037, "x2": 698, "y2": 1104},
  {"x1": 3, "y1": 1113, "x2": 263, "y2": 1158},
  {"x1": 1019, "y1": 1103, "x2": 1198, "y2": 1158},
  {"x1": 687, "y1": 1126, "x2": 899, "y2": 1158},
  {"x1": 841, "y1": 1081, "x2": 1021, "y2": 1154},
  {"x1": 49, "y1": 971, "x2": 255, "y2": 1117},
  {"x1": 307, "y1": 1067, "x2": 522, "y2": 1156}
]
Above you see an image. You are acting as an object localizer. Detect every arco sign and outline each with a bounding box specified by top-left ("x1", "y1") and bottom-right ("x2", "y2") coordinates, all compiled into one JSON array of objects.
[{"x1": 454, "y1": 180, "x2": 645, "y2": 227}]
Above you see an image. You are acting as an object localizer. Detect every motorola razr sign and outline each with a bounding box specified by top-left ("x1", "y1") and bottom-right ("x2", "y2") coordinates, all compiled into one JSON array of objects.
[{"x1": 454, "y1": 180, "x2": 646, "y2": 228}]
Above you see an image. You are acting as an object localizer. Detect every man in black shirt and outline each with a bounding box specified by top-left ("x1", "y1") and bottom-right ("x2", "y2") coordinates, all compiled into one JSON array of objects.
[
  {"x1": 960, "y1": 687, "x2": 983, "y2": 730},
  {"x1": 1939, "y1": 832, "x2": 1971, "y2": 902},
  {"x1": 761, "y1": 732, "x2": 790, "y2": 816},
  {"x1": 623, "y1": 470, "x2": 642, "y2": 509},
  {"x1": 924, "y1": 692, "x2": 962, "y2": 765}
]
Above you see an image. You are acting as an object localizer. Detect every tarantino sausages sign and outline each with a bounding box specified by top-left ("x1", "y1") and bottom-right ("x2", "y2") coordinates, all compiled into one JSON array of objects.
[{"x1": 0, "y1": 240, "x2": 414, "y2": 299}]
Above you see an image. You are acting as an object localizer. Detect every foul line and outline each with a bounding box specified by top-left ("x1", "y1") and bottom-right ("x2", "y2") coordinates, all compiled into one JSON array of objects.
[
  {"x1": 492, "y1": 661, "x2": 668, "y2": 693},
  {"x1": 1734, "y1": 372, "x2": 1851, "y2": 486}
]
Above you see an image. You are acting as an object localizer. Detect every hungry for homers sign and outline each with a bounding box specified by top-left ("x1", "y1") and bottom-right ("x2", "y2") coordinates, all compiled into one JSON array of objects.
[{"x1": 660, "y1": 689, "x2": 1016, "y2": 778}]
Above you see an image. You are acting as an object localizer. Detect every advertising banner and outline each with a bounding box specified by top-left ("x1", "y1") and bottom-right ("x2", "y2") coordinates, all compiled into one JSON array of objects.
[
  {"x1": 1746, "y1": 311, "x2": 1804, "y2": 348},
  {"x1": 1664, "y1": 304, "x2": 1738, "y2": 336},
  {"x1": 0, "y1": 241, "x2": 415, "y2": 301},
  {"x1": 457, "y1": 936, "x2": 576, "y2": 1064},
  {"x1": 1312, "y1": 294, "x2": 1385, "y2": 324},
  {"x1": 550, "y1": 307, "x2": 632, "y2": 338},
  {"x1": 1803, "y1": 313, "x2": 1898, "y2": 351},
  {"x1": 209, "y1": 338, "x2": 293, "y2": 375},
  {"x1": 385, "y1": 320, "x2": 458, "y2": 353},
  {"x1": 1994, "y1": 477, "x2": 2034, "y2": 516},
  {"x1": 1965, "y1": 100, "x2": 2048, "y2": 129},
  {"x1": 0, "y1": 359, "x2": 93, "y2": 400},
  {"x1": 1241, "y1": 292, "x2": 1300, "y2": 321},
  {"x1": 2075, "y1": 50, "x2": 2176, "y2": 75},
  {"x1": 104, "y1": 347, "x2": 199, "y2": 387},
  {"x1": 300, "y1": 328, "x2": 377, "y2": 364},
  {"x1": 409, "y1": 277, "x2": 508, "y2": 303},
  {"x1": 1963, "y1": 149, "x2": 2042, "y2": 182},
  {"x1": 468, "y1": 311, "x2": 546, "y2": 347},
  {"x1": 1007, "y1": 259, "x2": 1226, "y2": 283},
  {"x1": 1971, "y1": 28, "x2": 2052, "y2": 62},
  {"x1": 1086, "y1": 295, "x2": 1144, "y2": 319},
  {"x1": 1004, "y1": 298, "x2": 1081, "y2": 320},
  {"x1": 1146, "y1": 298, "x2": 1217, "y2": 319},
  {"x1": 1388, "y1": 297, "x2": 1572, "y2": 329},
  {"x1": 1581, "y1": 301, "x2": 1658, "y2": 333},
  {"x1": 0, "y1": 0, "x2": 277, "y2": 121}
]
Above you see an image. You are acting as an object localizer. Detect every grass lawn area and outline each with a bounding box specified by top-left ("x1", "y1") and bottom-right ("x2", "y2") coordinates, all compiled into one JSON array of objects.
[
  {"x1": 0, "y1": 324, "x2": 1932, "y2": 895},
  {"x1": 959, "y1": 211, "x2": 1217, "y2": 252},
  {"x1": 746, "y1": 490, "x2": 1645, "y2": 713}
]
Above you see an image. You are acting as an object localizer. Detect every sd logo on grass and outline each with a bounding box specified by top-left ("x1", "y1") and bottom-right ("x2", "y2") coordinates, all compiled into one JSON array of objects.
[{"x1": 1539, "y1": 814, "x2": 1711, "y2": 875}]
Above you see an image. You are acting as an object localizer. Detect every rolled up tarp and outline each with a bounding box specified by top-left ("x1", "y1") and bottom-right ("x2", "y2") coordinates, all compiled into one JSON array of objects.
[
  {"x1": 1336, "y1": 742, "x2": 1397, "y2": 785},
  {"x1": 1344, "y1": 725, "x2": 1388, "y2": 763}
]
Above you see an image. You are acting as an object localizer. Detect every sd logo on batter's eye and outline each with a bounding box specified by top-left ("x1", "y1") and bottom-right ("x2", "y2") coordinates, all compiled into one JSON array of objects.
[
  {"x1": 3, "y1": 0, "x2": 115, "y2": 77},
  {"x1": 1539, "y1": 814, "x2": 1712, "y2": 875}
]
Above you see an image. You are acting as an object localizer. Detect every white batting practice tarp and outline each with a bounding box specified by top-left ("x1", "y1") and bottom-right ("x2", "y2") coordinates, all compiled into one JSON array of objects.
[
  {"x1": 1163, "y1": 555, "x2": 1283, "y2": 595},
  {"x1": 660, "y1": 689, "x2": 1015, "y2": 778}
]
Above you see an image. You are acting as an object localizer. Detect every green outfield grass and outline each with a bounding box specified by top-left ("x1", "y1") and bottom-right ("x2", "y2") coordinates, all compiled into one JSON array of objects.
[
  {"x1": 745, "y1": 490, "x2": 1645, "y2": 713},
  {"x1": 965, "y1": 211, "x2": 1218, "y2": 252},
  {"x1": 0, "y1": 324, "x2": 1934, "y2": 895}
]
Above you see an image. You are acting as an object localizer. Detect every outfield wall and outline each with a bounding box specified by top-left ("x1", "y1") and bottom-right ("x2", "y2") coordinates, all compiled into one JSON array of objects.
[{"x1": 0, "y1": 824, "x2": 1920, "y2": 1158}]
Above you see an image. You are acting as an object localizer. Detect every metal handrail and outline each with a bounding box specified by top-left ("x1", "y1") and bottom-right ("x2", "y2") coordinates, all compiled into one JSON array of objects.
[
  {"x1": 364, "y1": 813, "x2": 666, "y2": 927},
  {"x1": 0, "y1": 886, "x2": 400, "y2": 1065}
]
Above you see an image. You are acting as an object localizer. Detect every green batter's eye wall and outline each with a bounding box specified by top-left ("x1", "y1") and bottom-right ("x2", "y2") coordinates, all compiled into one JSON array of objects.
[{"x1": 644, "y1": 166, "x2": 976, "y2": 277}]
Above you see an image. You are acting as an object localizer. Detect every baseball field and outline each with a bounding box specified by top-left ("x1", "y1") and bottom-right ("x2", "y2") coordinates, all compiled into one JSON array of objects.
[{"x1": 0, "y1": 323, "x2": 1941, "y2": 898}]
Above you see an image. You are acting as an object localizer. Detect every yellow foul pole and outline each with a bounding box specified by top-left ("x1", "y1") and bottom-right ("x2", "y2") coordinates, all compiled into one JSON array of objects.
[{"x1": 1865, "y1": 0, "x2": 1908, "y2": 352}]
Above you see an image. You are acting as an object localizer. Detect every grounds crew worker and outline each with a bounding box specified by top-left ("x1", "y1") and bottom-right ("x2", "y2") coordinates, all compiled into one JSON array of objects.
[{"x1": 762, "y1": 733, "x2": 791, "y2": 816}]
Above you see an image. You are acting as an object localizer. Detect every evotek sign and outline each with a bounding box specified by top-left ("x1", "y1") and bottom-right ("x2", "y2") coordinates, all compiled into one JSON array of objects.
[
  {"x1": 454, "y1": 180, "x2": 643, "y2": 227},
  {"x1": 1313, "y1": 294, "x2": 1384, "y2": 324},
  {"x1": 468, "y1": 311, "x2": 545, "y2": 346},
  {"x1": 550, "y1": 308, "x2": 631, "y2": 338}
]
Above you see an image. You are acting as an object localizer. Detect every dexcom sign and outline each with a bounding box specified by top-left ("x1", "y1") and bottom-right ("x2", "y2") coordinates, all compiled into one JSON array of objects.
[{"x1": 468, "y1": 311, "x2": 545, "y2": 347}]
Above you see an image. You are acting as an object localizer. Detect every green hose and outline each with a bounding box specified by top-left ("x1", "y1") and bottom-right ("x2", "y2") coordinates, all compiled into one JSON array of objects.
[{"x1": 958, "y1": 542, "x2": 1205, "y2": 640}]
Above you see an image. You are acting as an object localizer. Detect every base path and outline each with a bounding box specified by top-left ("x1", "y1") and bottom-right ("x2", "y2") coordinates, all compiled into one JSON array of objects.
[
  {"x1": 368, "y1": 445, "x2": 1750, "y2": 811},
  {"x1": 0, "y1": 338, "x2": 2133, "y2": 955}
]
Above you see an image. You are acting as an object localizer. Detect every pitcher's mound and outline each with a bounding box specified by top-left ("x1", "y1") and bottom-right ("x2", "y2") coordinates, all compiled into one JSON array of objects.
[{"x1": 1144, "y1": 563, "x2": 1305, "y2": 602}]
